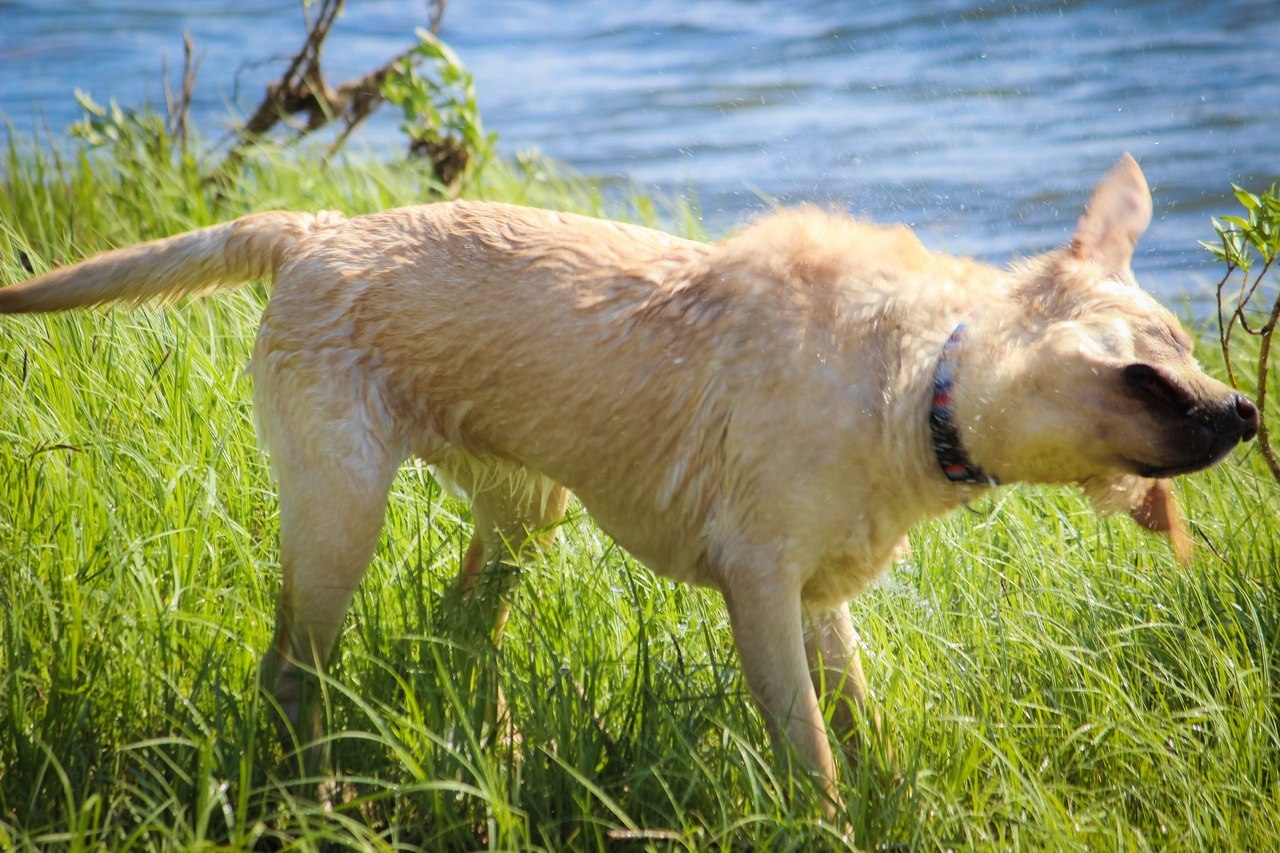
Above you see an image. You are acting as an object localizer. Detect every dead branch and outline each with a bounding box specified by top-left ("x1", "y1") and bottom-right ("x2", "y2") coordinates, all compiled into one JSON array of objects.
[
  {"x1": 210, "y1": 0, "x2": 446, "y2": 182},
  {"x1": 319, "y1": 46, "x2": 420, "y2": 167},
  {"x1": 161, "y1": 30, "x2": 198, "y2": 152}
]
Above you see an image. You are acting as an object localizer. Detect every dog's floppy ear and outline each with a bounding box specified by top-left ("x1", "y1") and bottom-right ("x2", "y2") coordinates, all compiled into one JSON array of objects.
[
  {"x1": 1128, "y1": 478, "x2": 1193, "y2": 566},
  {"x1": 1082, "y1": 475, "x2": 1193, "y2": 566},
  {"x1": 1071, "y1": 153, "x2": 1153, "y2": 277}
]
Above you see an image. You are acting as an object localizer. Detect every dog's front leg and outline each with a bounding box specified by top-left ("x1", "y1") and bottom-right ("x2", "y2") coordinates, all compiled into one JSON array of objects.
[
  {"x1": 722, "y1": 574, "x2": 840, "y2": 816},
  {"x1": 453, "y1": 469, "x2": 570, "y2": 644},
  {"x1": 448, "y1": 468, "x2": 570, "y2": 744}
]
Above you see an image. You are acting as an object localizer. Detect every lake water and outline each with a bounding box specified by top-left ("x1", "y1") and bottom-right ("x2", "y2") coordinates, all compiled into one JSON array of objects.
[{"x1": 2, "y1": 0, "x2": 1278, "y2": 305}]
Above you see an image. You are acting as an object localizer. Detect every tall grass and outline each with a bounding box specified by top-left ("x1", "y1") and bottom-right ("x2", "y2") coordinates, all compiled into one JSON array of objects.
[{"x1": 1, "y1": 131, "x2": 1278, "y2": 850}]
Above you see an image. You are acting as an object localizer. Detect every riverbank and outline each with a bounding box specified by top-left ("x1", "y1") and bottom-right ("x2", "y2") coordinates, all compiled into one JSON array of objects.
[{"x1": 1, "y1": 133, "x2": 1278, "y2": 849}]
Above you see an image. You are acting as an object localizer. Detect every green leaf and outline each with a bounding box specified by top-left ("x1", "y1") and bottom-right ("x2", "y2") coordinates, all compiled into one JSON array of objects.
[
  {"x1": 1232, "y1": 184, "x2": 1261, "y2": 211},
  {"x1": 1200, "y1": 239, "x2": 1229, "y2": 262}
]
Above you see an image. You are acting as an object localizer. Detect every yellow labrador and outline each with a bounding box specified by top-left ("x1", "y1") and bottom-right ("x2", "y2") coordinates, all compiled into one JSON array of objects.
[{"x1": 1, "y1": 154, "x2": 1257, "y2": 812}]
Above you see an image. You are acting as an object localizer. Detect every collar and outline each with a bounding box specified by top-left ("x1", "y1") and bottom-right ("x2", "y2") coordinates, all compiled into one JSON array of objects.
[{"x1": 930, "y1": 323, "x2": 997, "y2": 486}]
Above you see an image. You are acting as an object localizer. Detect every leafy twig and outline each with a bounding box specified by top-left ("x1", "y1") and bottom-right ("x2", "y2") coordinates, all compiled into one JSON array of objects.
[{"x1": 1205, "y1": 182, "x2": 1280, "y2": 483}]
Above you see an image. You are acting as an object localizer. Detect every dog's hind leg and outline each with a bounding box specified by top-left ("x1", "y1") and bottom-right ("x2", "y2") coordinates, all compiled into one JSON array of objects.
[{"x1": 256, "y1": 413, "x2": 402, "y2": 777}]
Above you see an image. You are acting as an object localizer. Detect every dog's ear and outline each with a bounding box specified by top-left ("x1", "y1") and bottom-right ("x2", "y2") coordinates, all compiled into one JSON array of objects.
[
  {"x1": 1082, "y1": 475, "x2": 1193, "y2": 566},
  {"x1": 1071, "y1": 153, "x2": 1153, "y2": 276},
  {"x1": 1128, "y1": 478, "x2": 1193, "y2": 566}
]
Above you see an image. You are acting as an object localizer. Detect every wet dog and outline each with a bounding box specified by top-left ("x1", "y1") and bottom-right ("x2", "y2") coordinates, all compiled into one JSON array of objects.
[{"x1": 1, "y1": 154, "x2": 1257, "y2": 812}]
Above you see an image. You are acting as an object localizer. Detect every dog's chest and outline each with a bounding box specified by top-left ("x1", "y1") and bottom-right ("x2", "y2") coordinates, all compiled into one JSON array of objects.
[{"x1": 801, "y1": 520, "x2": 912, "y2": 610}]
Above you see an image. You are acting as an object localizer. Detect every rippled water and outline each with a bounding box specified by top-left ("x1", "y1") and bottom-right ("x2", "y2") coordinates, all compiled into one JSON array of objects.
[{"x1": 3, "y1": 0, "x2": 1278, "y2": 303}]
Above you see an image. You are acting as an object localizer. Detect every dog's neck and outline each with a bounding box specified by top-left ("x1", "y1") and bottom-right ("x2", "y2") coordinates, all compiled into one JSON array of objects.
[{"x1": 929, "y1": 322, "x2": 997, "y2": 487}]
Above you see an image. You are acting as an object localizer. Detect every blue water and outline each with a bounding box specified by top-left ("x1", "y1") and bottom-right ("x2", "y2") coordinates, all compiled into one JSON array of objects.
[{"x1": 2, "y1": 0, "x2": 1278, "y2": 304}]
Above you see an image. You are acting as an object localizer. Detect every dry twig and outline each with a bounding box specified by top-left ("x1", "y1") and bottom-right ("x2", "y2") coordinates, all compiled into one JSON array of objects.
[
  {"x1": 161, "y1": 30, "x2": 198, "y2": 151},
  {"x1": 210, "y1": 0, "x2": 447, "y2": 182}
]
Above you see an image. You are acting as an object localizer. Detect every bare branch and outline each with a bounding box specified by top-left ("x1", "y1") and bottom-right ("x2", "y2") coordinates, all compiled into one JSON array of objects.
[
  {"x1": 1238, "y1": 257, "x2": 1276, "y2": 337},
  {"x1": 1254, "y1": 291, "x2": 1280, "y2": 483},
  {"x1": 428, "y1": 0, "x2": 448, "y2": 35},
  {"x1": 1216, "y1": 264, "x2": 1239, "y2": 388},
  {"x1": 161, "y1": 30, "x2": 199, "y2": 152},
  {"x1": 212, "y1": 0, "x2": 441, "y2": 182}
]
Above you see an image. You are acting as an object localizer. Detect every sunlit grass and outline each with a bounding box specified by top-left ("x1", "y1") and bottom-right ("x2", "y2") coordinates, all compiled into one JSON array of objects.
[{"x1": 1, "y1": 132, "x2": 1278, "y2": 850}]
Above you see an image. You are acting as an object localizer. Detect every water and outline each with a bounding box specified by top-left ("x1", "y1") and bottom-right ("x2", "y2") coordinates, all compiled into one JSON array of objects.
[{"x1": 2, "y1": 0, "x2": 1278, "y2": 304}]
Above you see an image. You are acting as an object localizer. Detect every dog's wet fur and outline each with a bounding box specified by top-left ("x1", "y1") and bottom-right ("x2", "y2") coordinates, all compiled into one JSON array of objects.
[{"x1": 1, "y1": 155, "x2": 1257, "y2": 812}]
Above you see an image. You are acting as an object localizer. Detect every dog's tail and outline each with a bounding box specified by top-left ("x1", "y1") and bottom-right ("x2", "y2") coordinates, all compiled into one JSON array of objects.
[{"x1": 0, "y1": 210, "x2": 347, "y2": 314}]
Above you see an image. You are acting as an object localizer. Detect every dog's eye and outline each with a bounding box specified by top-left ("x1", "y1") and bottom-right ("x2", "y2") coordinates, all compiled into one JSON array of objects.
[
  {"x1": 1143, "y1": 323, "x2": 1192, "y2": 357},
  {"x1": 1168, "y1": 327, "x2": 1193, "y2": 354}
]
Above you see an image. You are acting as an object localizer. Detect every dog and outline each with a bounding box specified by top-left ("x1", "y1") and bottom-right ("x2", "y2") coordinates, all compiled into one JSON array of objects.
[{"x1": 0, "y1": 154, "x2": 1258, "y2": 813}]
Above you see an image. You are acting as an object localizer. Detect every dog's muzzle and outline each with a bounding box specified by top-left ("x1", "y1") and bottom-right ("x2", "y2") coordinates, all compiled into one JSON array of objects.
[{"x1": 1124, "y1": 363, "x2": 1260, "y2": 477}]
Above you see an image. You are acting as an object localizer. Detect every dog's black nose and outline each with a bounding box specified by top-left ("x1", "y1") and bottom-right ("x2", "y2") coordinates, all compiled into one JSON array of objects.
[
  {"x1": 1125, "y1": 364, "x2": 1259, "y2": 445},
  {"x1": 1233, "y1": 393, "x2": 1259, "y2": 442}
]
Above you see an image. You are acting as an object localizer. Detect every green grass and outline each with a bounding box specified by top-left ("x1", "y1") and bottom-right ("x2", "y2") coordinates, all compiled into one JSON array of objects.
[{"x1": 2, "y1": 131, "x2": 1279, "y2": 851}]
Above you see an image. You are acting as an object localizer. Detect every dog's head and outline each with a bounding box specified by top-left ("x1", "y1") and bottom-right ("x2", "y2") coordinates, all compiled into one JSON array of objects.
[{"x1": 958, "y1": 154, "x2": 1258, "y2": 561}]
